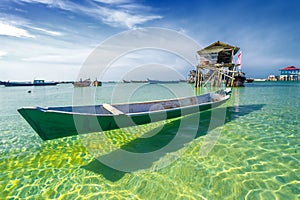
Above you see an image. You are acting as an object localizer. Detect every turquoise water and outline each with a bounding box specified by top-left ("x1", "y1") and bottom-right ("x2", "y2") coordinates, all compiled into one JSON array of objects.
[{"x1": 0, "y1": 82, "x2": 299, "y2": 199}]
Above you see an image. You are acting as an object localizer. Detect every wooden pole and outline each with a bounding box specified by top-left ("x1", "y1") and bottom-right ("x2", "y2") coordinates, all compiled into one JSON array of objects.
[
  {"x1": 230, "y1": 65, "x2": 236, "y2": 87},
  {"x1": 197, "y1": 69, "x2": 200, "y2": 87},
  {"x1": 194, "y1": 69, "x2": 197, "y2": 87},
  {"x1": 218, "y1": 69, "x2": 222, "y2": 87},
  {"x1": 196, "y1": 67, "x2": 201, "y2": 88},
  {"x1": 229, "y1": 49, "x2": 236, "y2": 87},
  {"x1": 199, "y1": 71, "x2": 202, "y2": 88},
  {"x1": 203, "y1": 70, "x2": 217, "y2": 87}
]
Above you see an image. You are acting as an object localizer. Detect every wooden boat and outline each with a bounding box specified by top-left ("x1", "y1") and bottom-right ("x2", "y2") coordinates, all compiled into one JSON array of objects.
[
  {"x1": 232, "y1": 72, "x2": 246, "y2": 87},
  {"x1": 130, "y1": 80, "x2": 147, "y2": 83},
  {"x1": 4, "y1": 80, "x2": 58, "y2": 87},
  {"x1": 246, "y1": 78, "x2": 254, "y2": 83},
  {"x1": 147, "y1": 78, "x2": 180, "y2": 84},
  {"x1": 18, "y1": 89, "x2": 231, "y2": 141},
  {"x1": 73, "y1": 78, "x2": 91, "y2": 87}
]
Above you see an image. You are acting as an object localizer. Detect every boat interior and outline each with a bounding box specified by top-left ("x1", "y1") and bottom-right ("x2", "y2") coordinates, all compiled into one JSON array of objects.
[{"x1": 43, "y1": 92, "x2": 224, "y2": 115}]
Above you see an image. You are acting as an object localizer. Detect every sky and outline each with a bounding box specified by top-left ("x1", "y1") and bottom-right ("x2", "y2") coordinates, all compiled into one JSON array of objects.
[{"x1": 0, "y1": 0, "x2": 299, "y2": 81}]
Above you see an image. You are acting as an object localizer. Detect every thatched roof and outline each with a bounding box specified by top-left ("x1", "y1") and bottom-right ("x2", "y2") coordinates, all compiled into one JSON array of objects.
[{"x1": 197, "y1": 41, "x2": 240, "y2": 55}]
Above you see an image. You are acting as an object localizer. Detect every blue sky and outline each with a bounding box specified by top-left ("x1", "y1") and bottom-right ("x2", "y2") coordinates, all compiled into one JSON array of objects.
[{"x1": 0, "y1": 0, "x2": 299, "y2": 81}]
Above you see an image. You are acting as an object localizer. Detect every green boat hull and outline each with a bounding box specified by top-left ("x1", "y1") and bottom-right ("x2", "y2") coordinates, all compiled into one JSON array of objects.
[{"x1": 18, "y1": 93, "x2": 230, "y2": 140}]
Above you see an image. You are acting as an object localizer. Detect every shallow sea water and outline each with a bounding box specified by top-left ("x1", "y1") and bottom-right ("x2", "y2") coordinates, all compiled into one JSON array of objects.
[{"x1": 0, "y1": 82, "x2": 299, "y2": 199}]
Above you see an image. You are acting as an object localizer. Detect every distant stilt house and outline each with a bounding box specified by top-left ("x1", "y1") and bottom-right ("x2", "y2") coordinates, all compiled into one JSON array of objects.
[
  {"x1": 188, "y1": 70, "x2": 196, "y2": 84},
  {"x1": 279, "y1": 66, "x2": 300, "y2": 81},
  {"x1": 195, "y1": 41, "x2": 243, "y2": 87}
]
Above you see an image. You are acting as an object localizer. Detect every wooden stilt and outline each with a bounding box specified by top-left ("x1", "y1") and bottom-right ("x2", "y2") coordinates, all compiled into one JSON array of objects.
[
  {"x1": 195, "y1": 68, "x2": 202, "y2": 88},
  {"x1": 199, "y1": 71, "x2": 202, "y2": 88},
  {"x1": 230, "y1": 65, "x2": 236, "y2": 87}
]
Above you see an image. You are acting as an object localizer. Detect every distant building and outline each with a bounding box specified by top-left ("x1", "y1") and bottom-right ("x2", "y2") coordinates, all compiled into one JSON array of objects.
[
  {"x1": 267, "y1": 75, "x2": 278, "y2": 81},
  {"x1": 279, "y1": 66, "x2": 300, "y2": 81}
]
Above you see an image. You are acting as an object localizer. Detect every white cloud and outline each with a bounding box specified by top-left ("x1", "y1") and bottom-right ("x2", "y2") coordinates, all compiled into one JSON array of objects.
[
  {"x1": 21, "y1": 51, "x2": 89, "y2": 64},
  {"x1": 0, "y1": 22, "x2": 34, "y2": 38},
  {"x1": 178, "y1": 28, "x2": 188, "y2": 35},
  {"x1": 13, "y1": 0, "x2": 162, "y2": 29},
  {"x1": 93, "y1": 0, "x2": 131, "y2": 4},
  {"x1": 27, "y1": 26, "x2": 63, "y2": 36},
  {"x1": 101, "y1": 9, "x2": 162, "y2": 28},
  {"x1": 0, "y1": 50, "x2": 7, "y2": 58},
  {"x1": 0, "y1": 41, "x2": 93, "y2": 80},
  {"x1": 0, "y1": 13, "x2": 64, "y2": 37},
  {"x1": 75, "y1": 28, "x2": 200, "y2": 81},
  {"x1": 16, "y1": 0, "x2": 54, "y2": 4}
]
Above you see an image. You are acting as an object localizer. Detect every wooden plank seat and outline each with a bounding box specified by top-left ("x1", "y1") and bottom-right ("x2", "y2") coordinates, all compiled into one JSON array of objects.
[{"x1": 102, "y1": 103, "x2": 124, "y2": 115}]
